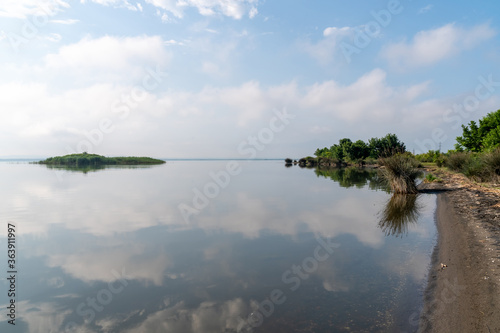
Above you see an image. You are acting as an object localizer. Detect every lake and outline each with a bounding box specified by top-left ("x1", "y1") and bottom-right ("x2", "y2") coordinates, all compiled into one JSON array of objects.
[{"x1": 0, "y1": 160, "x2": 436, "y2": 333}]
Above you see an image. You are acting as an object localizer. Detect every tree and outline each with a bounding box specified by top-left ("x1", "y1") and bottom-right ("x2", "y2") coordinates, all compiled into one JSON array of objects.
[
  {"x1": 456, "y1": 121, "x2": 481, "y2": 152},
  {"x1": 456, "y1": 109, "x2": 500, "y2": 152},
  {"x1": 368, "y1": 134, "x2": 405, "y2": 158},
  {"x1": 379, "y1": 133, "x2": 406, "y2": 157},
  {"x1": 329, "y1": 144, "x2": 345, "y2": 163},
  {"x1": 345, "y1": 140, "x2": 370, "y2": 163},
  {"x1": 337, "y1": 138, "x2": 353, "y2": 163},
  {"x1": 315, "y1": 147, "x2": 333, "y2": 158},
  {"x1": 483, "y1": 126, "x2": 500, "y2": 150},
  {"x1": 368, "y1": 137, "x2": 382, "y2": 158}
]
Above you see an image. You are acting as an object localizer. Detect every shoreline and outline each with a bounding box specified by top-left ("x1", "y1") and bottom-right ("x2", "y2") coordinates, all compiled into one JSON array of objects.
[{"x1": 417, "y1": 169, "x2": 500, "y2": 332}]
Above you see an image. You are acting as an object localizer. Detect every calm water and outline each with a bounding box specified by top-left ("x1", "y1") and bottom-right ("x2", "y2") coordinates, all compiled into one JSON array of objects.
[{"x1": 0, "y1": 160, "x2": 436, "y2": 333}]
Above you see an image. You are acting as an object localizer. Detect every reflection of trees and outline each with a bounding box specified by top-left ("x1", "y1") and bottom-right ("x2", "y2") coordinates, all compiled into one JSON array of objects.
[
  {"x1": 315, "y1": 167, "x2": 388, "y2": 191},
  {"x1": 378, "y1": 194, "x2": 421, "y2": 237},
  {"x1": 42, "y1": 164, "x2": 157, "y2": 174}
]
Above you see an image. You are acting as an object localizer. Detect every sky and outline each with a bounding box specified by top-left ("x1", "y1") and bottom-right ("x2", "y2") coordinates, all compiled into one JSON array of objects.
[{"x1": 0, "y1": 0, "x2": 499, "y2": 159}]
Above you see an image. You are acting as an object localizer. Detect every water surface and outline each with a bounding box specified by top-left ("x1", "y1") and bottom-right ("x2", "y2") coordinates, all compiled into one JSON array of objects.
[{"x1": 0, "y1": 161, "x2": 436, "y2": 332}]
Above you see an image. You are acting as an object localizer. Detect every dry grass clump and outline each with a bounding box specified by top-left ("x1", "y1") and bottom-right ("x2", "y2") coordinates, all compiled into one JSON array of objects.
[{"x1": 378, "y1": 153, "x2": 421, "y2": 194}]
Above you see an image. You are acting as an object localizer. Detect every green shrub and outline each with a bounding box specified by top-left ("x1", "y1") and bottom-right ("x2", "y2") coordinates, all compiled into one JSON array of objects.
[
  {"x1": 444, "y1": 152, "x2": 471, "y2": 171},
  {"x1": 444, "y1": 151, "x2": 500, "y2": 182},
  {"x1": 424, "y1": 173, "x2": 442, "y2": 183},
  {"x1": 461, "y1": 155, "x2": 484, "y2": 181},
  {"x1": 478, "y1": 148, "x2": 500, "y2": 182}
]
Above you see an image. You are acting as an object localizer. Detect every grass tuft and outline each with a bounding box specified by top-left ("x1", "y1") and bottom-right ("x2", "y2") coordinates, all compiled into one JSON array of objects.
[
  {"x1": 424, "y1": 173, "x2": 442, "y2": 183},
  {"x1": 378, "y1": 153, "x2": 421, "y2": 194}
]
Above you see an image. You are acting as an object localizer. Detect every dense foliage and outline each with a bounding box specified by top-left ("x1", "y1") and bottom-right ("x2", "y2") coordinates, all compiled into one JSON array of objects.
[
  {"x1": 314, "y1": 133, "x2": 406, "y2": 164},
  {"x1": 455, "y1": 109, "x2": 500, "y2": 152},
  {"x1": 39, "y1": 153, "x2": 165, "y2": 166}
]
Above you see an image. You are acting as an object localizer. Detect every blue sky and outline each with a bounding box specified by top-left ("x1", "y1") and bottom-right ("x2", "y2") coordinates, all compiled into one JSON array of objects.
[{"x1": 0, "y1": 0, "x2": 499, "y2": 158}]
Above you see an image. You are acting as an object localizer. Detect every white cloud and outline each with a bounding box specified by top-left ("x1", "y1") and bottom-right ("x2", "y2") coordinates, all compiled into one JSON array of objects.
[
  {"x1": 164, "y1": 39, "x2": 185, "y2": 46},
  {"x1": 43, "y1": 35, "x2": 171, "y2": 83},
  {"x1": 418, "y1": 4, "x2": 433, "y2": 14},
  {"x1": 381, "y1": 23, "x2": 496, "y2": 69},
  {"x1": 148, "y1": 0, "x2": 183, "y2": 18},
  {"x1": 45, "y1": 33, "x2": 61, "y2": 42},
  {"x1": 160, "y1": 11, "x2": 172, "y2": 22},
  {"x1": 82, "y1": 0, "x2": 139, "y2": 11},
  {"x1": 50, "y1": 18, "x2": 79, "y2": 24},
  {"x1": 0, "y1": 0, "x2": 69, "y2": 18},
  {"x1": 300, "y1": 68, "x2": 431, "y2": 123},
  {"x1": 323, "y1": 26, "x2": 353, "y2": 38},
  {"x1": 145, "y1": 0, "x2": 259, "y2": 20},
  {"x1": 303, "y1": 26, "x2": 355, "y2": 64}
]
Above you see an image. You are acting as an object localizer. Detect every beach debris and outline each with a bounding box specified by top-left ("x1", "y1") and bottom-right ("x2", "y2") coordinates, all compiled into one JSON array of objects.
[{"x1": 440, "y1": 263, "x2": 448, "y2": 270}]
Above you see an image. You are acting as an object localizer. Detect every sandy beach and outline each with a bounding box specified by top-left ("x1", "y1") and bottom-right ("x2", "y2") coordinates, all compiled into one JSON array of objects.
[{"x1": 418, "y1": 168, "x2": 500, "y2": 332}]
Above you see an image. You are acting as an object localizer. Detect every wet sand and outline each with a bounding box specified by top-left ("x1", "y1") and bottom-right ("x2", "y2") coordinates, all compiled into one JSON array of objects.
[{"x1": 417, "y1": 168, "x2": 500, "y2": 333}]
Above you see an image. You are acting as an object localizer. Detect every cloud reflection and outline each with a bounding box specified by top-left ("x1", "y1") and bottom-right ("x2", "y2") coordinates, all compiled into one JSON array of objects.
[{"x1": 123, "y1": 299, "x2": 250, "y2": 333}]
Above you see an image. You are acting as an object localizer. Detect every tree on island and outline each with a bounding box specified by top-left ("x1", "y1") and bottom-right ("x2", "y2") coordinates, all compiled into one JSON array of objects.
[{"x1": 38, "y1": 153, "x2": 165, "y2": 166}]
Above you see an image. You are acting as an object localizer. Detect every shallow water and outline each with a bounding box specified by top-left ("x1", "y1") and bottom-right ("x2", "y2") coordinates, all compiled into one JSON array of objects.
[{"x1": 0, "y1": 160, "x2": 436, "y2": 332}]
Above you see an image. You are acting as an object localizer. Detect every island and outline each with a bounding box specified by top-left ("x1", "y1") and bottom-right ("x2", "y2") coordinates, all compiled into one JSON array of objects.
[{"x1": 37, "y1": 153, "x2": 166, "y2": 166}]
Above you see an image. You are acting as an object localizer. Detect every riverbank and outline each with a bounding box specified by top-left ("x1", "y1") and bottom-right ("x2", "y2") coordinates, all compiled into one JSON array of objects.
[{"x1": 417, "y1": 167, "x2": 500, "y2": 332}]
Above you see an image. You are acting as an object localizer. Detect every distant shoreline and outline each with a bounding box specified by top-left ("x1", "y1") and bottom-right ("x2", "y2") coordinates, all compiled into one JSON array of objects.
[{"x1": 1, "y1": 158, "x2": 286, "y2": 162}]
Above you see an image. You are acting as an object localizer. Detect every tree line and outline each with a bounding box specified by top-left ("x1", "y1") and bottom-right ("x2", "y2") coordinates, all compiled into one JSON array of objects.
[{"x1": 314, "y1": 133, "x2": 406, "y2": 164}]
